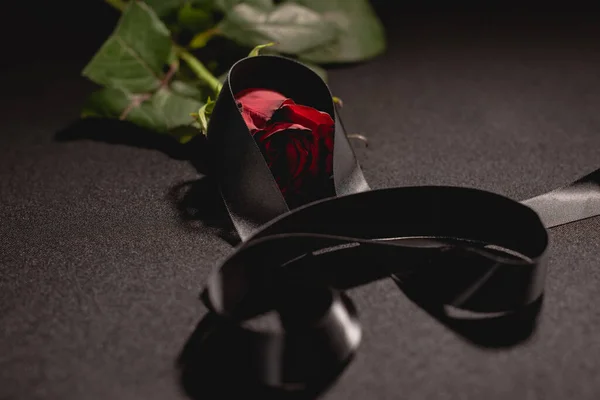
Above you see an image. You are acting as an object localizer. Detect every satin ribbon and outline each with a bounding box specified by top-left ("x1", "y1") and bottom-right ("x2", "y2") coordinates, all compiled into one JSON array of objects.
[
  {"x1": 198, "y1": 55, "x2": 600, "y2": 391},
  {"x1": 522, "y1": 168, "x2": 600, "y2": 228}
]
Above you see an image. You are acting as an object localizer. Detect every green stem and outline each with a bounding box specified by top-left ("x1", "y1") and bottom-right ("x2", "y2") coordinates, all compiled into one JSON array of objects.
[
  {"x1": 176, "y1": 46, "x2": 222, "y2": 95},
  {"x1": 105, "y1": 0, "x2": 127, "y2": 12}
]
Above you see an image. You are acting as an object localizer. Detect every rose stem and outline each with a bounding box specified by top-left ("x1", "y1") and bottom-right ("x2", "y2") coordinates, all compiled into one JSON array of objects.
[{"x1": 176, "y1": 46, "x2": 223, "y2": 96}]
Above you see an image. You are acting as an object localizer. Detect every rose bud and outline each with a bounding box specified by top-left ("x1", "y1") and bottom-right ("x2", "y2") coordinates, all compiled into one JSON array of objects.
[{"x1": 235, "y1": 88, "x2": 335, "y2": 208}]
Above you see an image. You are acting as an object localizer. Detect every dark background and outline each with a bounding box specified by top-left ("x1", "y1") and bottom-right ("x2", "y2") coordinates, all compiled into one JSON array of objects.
[{"x1": 2, "y1": 2, "x2": 600, "y2": 399}]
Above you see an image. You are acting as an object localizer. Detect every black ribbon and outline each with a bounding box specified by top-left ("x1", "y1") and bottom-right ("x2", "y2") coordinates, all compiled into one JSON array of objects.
[
  {"x1": 522, "y1": 168, "x2": 600, "y2": 228},
  {"x1": 207, "y1": 55, "x2": 369, "y2": 241},
  {"x1": 192, "y1": 55, "x2": 600, "y2": 392}
]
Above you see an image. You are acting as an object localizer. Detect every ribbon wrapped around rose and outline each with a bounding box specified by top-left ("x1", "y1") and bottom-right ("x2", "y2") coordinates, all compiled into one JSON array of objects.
[
  {"x1": 189, "y1": 54, "x2": 600, "y2": 392},
  {"x1": 205, "y1": 55, "x2": 369, "y2": 241}
]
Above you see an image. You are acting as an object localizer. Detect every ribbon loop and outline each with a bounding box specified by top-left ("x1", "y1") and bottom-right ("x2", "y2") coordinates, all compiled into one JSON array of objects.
[
  {"x1": 201, "y1": 186, "x2": 548, "y2": 390},
  {"x1": 195, "y1": 54, "x2": 600, "y2": 392}
]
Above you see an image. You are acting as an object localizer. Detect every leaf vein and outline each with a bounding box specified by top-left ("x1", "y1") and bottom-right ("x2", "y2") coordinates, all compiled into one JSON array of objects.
[{"x1": 114, "y1": 36, "x2": 162, "y2": 86}]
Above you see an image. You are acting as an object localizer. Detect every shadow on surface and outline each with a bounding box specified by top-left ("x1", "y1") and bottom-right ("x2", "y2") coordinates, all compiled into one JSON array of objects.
[
  {"x1": 397, "y1": 280, "x2": 544, "y2": 348},
  {"x1": 55, "y1": 118, "x2": 211, "y2": 174},
  {"x1": 167, "y1": 177, "x2": 240, "y2": 246},
  {"x1": 55, "y1": 118, "x2": 241, "y2": 242},
  {"x1": 177, "y1": 312, "x2": 351, "y2": 400}
]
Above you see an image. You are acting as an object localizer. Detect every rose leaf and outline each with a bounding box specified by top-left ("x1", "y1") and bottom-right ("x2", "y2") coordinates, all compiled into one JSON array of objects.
[
  {"x1": 195, "y1": 96, "x2": 216, "y2": 135},
  {"x1": 82, "y1": 2, "x2": 203, "y2": 136},
  {"x1": 295, "y1": 0, "x2": 386, "y2": 63},
  {"x1": 82, "y1": 1, "x2": 172, "y2": 93},
  {"x1": 218, "y1": 2, "x2": 338, "y2": 54},
  {"x1": 170, "y1": 80, "x2": 205, "y2": 101},
  {"x1": 82, "y1": 87, "x2": 203, "y2": 141}
]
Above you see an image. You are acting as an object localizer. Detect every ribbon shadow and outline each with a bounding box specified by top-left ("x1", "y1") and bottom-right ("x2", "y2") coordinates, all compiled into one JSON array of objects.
[
  {"x1": 396, "y1": 280, "x2": 544, "y2": 348},
  {"x1": 167, "y1": 177, "x2": 240, "y2": 246},
  {"x1": 177, "y1": 310, "x2": 353, "y2": 400}
]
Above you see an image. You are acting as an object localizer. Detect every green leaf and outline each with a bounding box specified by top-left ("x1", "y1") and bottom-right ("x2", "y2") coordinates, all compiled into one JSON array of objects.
[
  {"x1": 82, "y1": 2, "x2": 172, "y2": 93},
  {"x1": 168, "y1": 125, "x2": 201, "y2": 144},
  {"x1": 167, "y1": 45, "x2": 178, "y2": 65},
  {"x1": 295, "y1": 0, "x2": 386, "y2": 63},
  {"x1": 82, "y1": 2, "x2": 208, "y2": 136},
  {"x1": 82, "y1": 86, "x2": 203, "y2": 136},
  {"x1": 81, "y1": 87, "x2": 130, "y2": 119},
  {"x1": 248, "y1": 42, "x2": 276, "y2": 57},
  {"x1": 218, "y1": 2, "x2": 337, "y2": 54},
  {"x1": 170, "y1": 80, "x2": 205, "y2": 101},
  {"x1": 196, "y1": 96, "x2": 216, "y2": 135},
  {"x1": 214, "y1": 0, "x2": 273, "y2": 13}
]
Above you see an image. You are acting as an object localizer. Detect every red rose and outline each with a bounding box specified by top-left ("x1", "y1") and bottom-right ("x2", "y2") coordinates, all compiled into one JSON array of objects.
[{"x1": 235, "y1": 88, "x2": 335, "y2": 208}]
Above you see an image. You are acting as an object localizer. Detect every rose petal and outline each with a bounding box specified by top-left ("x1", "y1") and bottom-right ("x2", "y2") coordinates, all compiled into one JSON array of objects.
[
  {"x1": 248, "y1": 98, "x2": 336, "y2": 208},
  {"x1": 287, "y1": 139, "x2": 309, "y2": 180},
  {"x1": 253, "y1": 122, "x2": 310, "y2": 141},
  {"x1": 241, "y1": 111, "x2": 258, "y2": 132},
  {"x1": 235, "y1": 88, "x2": 288, "y2": 130},
  {"x1": 253, "y1": 122, "x2": 318, "y2": 195},
  {"x1": 271, "y1": 104, "x2": 333, "y2": 176},
  {"x1": 319, "y1": 123, "x2": 334, "y2": 151},
  {"x1": 273, "y1": 103, "x2": 334, "y2": 134}
]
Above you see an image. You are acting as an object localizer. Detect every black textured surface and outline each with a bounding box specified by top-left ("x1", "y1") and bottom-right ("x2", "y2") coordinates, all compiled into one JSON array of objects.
[{"x1": 2, "y1": 3, "x2": 600, "y2": 399}]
